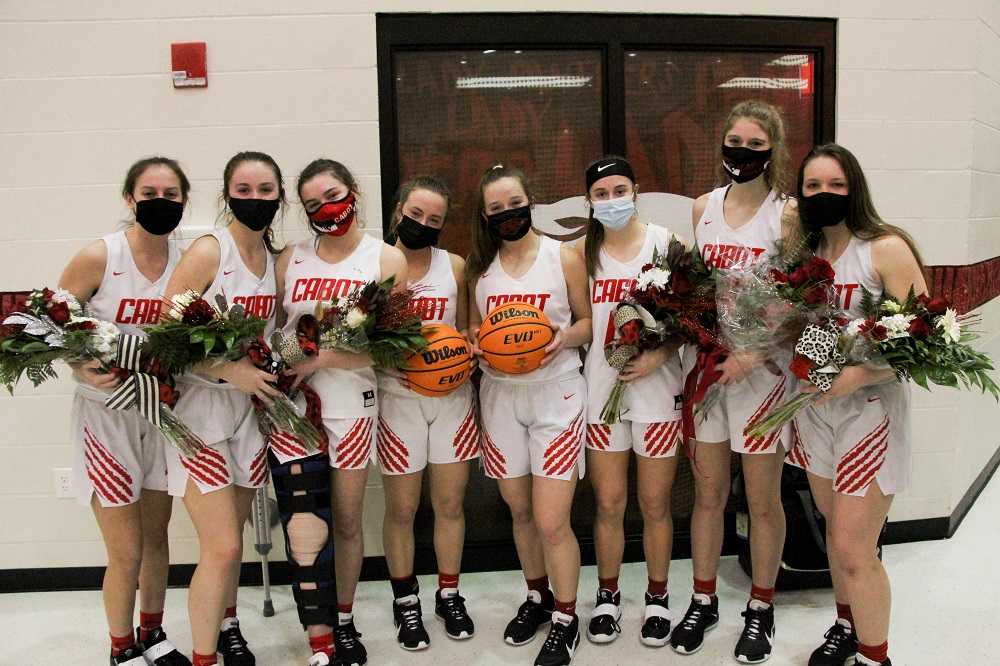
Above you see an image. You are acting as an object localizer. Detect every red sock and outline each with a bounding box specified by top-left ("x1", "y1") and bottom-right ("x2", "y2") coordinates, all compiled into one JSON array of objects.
[
  {"x1": 858, "y1": 641, "x2": 888, "y2": 664},
  {"x1": 309, "y1": 632, "x2": 335, "y2": 658},
  {"x1": 138, "y1": 610, "x2": 164, "y2": 642},
  {"x1": 836, "y1": 602, "x2": 854, "y2": 627},
  {"x1": 192, "y1": 652, "x2": 218, "y2": 666},
  {"x1": 693, "y1": 577, "x2": 717, "y2": 597},
  {"x1": 224, "y1": 606, "x2": 237, "y2": 619},
  {"x1": 554, "y1": 598, "x2": 577, "y2": 617},
  {"x1": 110, "y1": 633, "x2": 136, "y2": 657},
  {"x1": 598, "y1": 576, "x2": 619, "y2": 593},
  {"x1": 750, "y1": 584, "x2": 775, "y2": 605},
  {"x1": 526, "y1": 575, "x2": 549, "y2": 596},
  {"x1": 647, "y1": 578, "x2": 667, "y2": 598},
  {"x1": 338, "y1": 603, "x2": 353, "y2": 616},
  {"x1": 439, "y1": 572, "x2": 460, "y2": 590}
]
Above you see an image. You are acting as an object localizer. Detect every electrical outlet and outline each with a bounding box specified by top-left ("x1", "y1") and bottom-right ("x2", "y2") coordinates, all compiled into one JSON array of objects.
[{"x1": 53, "y1": 468, "x2": 74, "y2": 499}]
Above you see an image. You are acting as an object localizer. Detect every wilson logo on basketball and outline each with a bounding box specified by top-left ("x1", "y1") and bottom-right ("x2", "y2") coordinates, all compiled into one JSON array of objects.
[
  {"x1": 420, "y1": 344, "x2": 468, "y2": 365},
  {"x1": 488, "y1": 306, "x2": 541, "y2": 326},
  {"x1": 479, "y1": 302, "x2": 554, "y2": 375}
]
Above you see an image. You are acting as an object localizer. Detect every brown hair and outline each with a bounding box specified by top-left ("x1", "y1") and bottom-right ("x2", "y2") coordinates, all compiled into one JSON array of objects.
[
  {"x1": 583, "y1": 154, "x2": 637, "y2": 277},
  {"x1": 466, "y1": 164, "x2": 534, "y2": 280},
  {"x1": 388, "y1": 175, "x2": 452, "y2": 240},
  {"x1": 218, "y1": 151, "x2": 286, "y2": 254},
  {"x1": 122, "y1": 156, "x2": 191, "y2": 201},
  {"x1": 715, "y1": 100, "x2": 792, "y2": 200},
  {"x1": 296, "y1": 158, "x2": 362, "y2": 237},
  {"x1": 798, "y1": 143, "x2": 925, "y2": 270}
]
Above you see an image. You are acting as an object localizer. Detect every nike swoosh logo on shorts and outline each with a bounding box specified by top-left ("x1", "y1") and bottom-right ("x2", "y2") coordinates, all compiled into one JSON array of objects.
[
  {"x1": 112, "y1": 271, "x2": 125, "y2": 276},
  {"x1": 597, "y1": 163, "x2": 615, "y2": 171},
  {"x1": 867, "y1": 396, "x2": 879, "y2": 402},
  {"x1": 563, "y1": 393, "x2": 575, "y2": 400}
]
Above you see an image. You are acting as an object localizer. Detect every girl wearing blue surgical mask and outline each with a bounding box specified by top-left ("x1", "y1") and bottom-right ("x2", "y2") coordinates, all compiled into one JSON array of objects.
[{"x1": 576, "y1": 155, "x2": 688, "y2": 649}]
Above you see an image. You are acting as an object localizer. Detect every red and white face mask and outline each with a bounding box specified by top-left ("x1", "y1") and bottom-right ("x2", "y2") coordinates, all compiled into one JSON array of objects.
[{"x1": 308, "y1": 192, "x2": 356, "y2": 237}]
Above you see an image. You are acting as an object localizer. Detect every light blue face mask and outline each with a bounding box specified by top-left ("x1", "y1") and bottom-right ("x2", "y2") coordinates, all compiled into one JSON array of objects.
[{"x1": 592, "y1": 195, "x2": 636, "y2": 231}]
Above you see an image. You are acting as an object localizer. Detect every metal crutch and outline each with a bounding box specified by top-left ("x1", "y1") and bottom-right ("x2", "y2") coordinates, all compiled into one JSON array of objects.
[{"x1": 251, "y1": 484, "x2": 276, "y2": 617}]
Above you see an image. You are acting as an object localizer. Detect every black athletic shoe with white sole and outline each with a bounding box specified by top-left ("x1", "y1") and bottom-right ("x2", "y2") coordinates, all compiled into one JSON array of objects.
[
  {"x1": 534, "y1": 613, "x2": 580, "y2": 666},
  {"x1": 217, "y1": 617, "x2": 256, "y2": 666},
  {"x1": 808, "y1": 620, "x2": 857, "y2": 666},
  {"x1": 585, "y1": 588, "x2": 621, "y2": 644},
  {"x1": 111, "y1": 644, "x2": 146, "y2": 666},
  {"x1": 639, "y1": 592, "x2": 672, "y2": 647},
  {"x1": 392, "y1": 597, "x2": 430, "y2": 650},
  {"x1": 334, "y1": 618, "x2": 368, "y2": 666},
  {"x1": 669, "y1": 593, "x2": 719, "y2": 654},
  {"x1": 504, "y1": 590, "x2": 554, "y2": 646},
  {"x1": 855, "y1": 656, "x2": 891, "y2": 666},
  {"x1": 734, "y1": 600, "x2": 775, "y2": 663},
  {"x1": 435, "y1": 589, "x2": 475, "y2": 639},
  {"x1": 138, "y1": 627, "x2": 192, "y2": 666}
]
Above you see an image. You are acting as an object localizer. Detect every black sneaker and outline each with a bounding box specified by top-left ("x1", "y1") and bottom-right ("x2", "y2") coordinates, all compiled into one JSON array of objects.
[
  {"x1": 639, "y1": 592, "x2": 672, "y2": 647},
  {"x1": 534, "y1": 613, "x2": 580, "y2": 666},
  {"x1": 808, "y1": 620, "x2": 857, "y2": 666},
  {"x1": 504, "y1": 590, "x2": 554, "y2": 646},
  {"x1": 111, "y1": 644, "x2": 146, "y2": 666},
  {"x1": 585, "y1": 588, "x2": 621, "y2": 644},
  {"x1": 435, "y1": 589, "x2": 475, "y2": 639},
  {"x1": 856, "y1": 657, "x2": 891, "y2": 666},
  {"x1": 334, "y1": 618, "x2": 368, "y2": 666},
  {"x1": 669, "y1": 593, "x2": 719, "y2": 654},
  {"x1": 138, "y1": 627, "x2": 192, "y2": 666},
  {"x1": 217, "y1": 617, "x2": 256, "y2": 666},
  {"x1": 734, "y1": 600, "x2": 775, "y2": 663},
  {"x1": 392, "y1": 596, "x2": 430, "y2": 650}
]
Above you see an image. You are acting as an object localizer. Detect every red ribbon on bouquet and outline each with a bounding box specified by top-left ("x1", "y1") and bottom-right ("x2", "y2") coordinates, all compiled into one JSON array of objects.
[{"x1": 681, "y1": 343, "x2": 728, "y2": 471}]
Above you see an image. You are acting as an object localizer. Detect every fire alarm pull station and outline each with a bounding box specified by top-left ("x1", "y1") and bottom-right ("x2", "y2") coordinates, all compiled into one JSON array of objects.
[{"x1": 172, "y1": 42, "x2": 207, "y2": 88}]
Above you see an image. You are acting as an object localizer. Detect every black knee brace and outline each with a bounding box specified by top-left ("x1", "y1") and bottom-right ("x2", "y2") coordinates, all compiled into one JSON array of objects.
[{"x1": 268, "y1": 451, "x2": 337, "y2": 628}]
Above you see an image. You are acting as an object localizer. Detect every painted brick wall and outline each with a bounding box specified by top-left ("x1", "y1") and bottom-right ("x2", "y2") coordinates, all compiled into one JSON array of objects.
[{"x1": 1, "y1": 0, "x2": 996, "y2": 570}]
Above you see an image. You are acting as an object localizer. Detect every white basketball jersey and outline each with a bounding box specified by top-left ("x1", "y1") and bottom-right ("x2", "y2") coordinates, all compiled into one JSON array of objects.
[
  {"x1": 476, "y1": 235, "x2": 580, "y2": 384},
  {"x1": 282, "y1": 234, "x2": 383, "y2": 418},
  {"x1": 78, "y1": 230, "x2": 180, "y2": 400},
  {"x1": 696, "y1": 186, "x2": 787, "y2": 269},
  {"x1": 181, "y1": 227, "x2": 276, "y2": 389},
  {"x1": 88, "y1": 230, "x2": 180, "y2": 337},
  {"x1": 408, "y1": 248, "x2": 458, "y2": 328},
  {"x1": 823, "y1": 235, "x2": 883, "y2": 320},
  {"x1": 585, "y1": 224, "x2": 681, "y2": 422}
]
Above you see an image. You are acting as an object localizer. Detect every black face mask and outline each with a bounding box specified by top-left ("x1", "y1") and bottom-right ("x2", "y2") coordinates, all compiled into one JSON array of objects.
[
  {"x1": 721, "y1": 145, "x2": 773, "y2": 184},
  {"x1": 395, "y1": 215, "x2": 441, "y2": 250},
  {"x1": 228, "y1": 197, "x2": 280, "y2": 232},
  {"x1": 799, "y1": 192, "x2": 850, "y2": 230},
  {"x1": 134, "y1": 198, "x2": 183, "y2": 235},
  {"x1": 486, "y1": 205, "x2": 533, "y2": 241}
]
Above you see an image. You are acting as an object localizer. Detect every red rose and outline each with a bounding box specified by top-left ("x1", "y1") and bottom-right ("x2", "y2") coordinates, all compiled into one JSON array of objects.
[
  {"x1": 804, "y1": 286, "x2": 829, "y2": 305},
  {"x1": 787, "y1": 268, "x2": 808, "y2": 288},
  {"x1": 47, "y1": 301, "x2": 71, "y2": 325},
  {"x1": 805, "y1": 257, "x2": 835, "y2": 284},
  {"x1": 66, "y1": 319, "x2": 97, "y2": 332},
  {"x1": 907, "y1": 317, "x2": 931, "y2": 340},
  {"x1": 865, "y1": 323, "x2": 888, "y2": 341},
  {"x1": 921, "y1": 295, "x2": 950, "y2": 316},
  {"x1": 670, "y1": 271, "x2": 695, "y2": 297},
  {"x1": 159, "y1": 383, "x2": 180, "y2": 408},
  {"x1": 789, "y1": 354, "x2": 814, "y2": 381}
]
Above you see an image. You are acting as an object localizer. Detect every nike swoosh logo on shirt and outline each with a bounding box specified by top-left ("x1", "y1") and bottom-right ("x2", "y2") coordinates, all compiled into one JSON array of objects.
[
  {"x1": 223, "y1": 270, "x2": 235, "y2": 276},
  {"x1": 563, "y1": 394, "x2": 576, "y2": 400},
  {"x1": 704, "y1": 219, "x2": 713, "y2": 225},
  {"x1": 294, "y1": 259, "x2": 305, "y2": 265},
  {"x1": 482, "y1": 273, "x2": 491, "y2": 279},
  {"x1": 112, "y1": 271, "x2": 125, "y2": 276},
  {"x1": 597, "y1": 163, "x2": 615, "y2": 171}
]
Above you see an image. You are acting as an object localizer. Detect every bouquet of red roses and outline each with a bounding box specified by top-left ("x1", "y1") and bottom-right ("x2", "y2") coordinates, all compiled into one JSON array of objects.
[
  {"x1": 600, "y1": 237, "x2": 717, "y2": 425},
  {"x1": 0, "y1": 288, "x2": 119, "y2": 391},
  {"x1": 275, "y1": 276, "x2": 427, "y2": 370},
  {"x1": 745, "y1": 288, "x2": 998, "y2": 438}
]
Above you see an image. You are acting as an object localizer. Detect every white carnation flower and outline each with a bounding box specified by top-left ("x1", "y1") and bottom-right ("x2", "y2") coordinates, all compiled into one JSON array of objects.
[
  {"x1": 878, "y1": 313, "x2": 915, "y2": 340},
  {"x1": 345, "y1": 307, "x2": 367, "y2": 329},
  {"x1": 51, "y1": 288, "x2": 81, "y2": 313},
  {"x1": 636, "y1": 267, "x2": 671, "y2": 291},
  {"x1": 935, "y1": 308, "x2": 961, "y2": 344},
  {"x1": 845, "y1": 318, "x2": 866, "y2": 336}
]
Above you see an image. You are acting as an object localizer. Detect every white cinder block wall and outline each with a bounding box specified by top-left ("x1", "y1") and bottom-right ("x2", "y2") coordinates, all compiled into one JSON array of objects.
[{"x1": 1, "y1": 1, "x2": 997, "y2": 571}]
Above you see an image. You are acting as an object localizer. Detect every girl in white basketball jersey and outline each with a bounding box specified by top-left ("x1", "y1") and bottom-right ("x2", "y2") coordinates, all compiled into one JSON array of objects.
[
  {"x1": 575, "y1": 156, "x2": 686, "y2": 648},
  {"x1": 275, "y1": 159, "x2": 408, "y2": 666},
  {"x1": 673, "y1": 100, "x2": 795, "y2": 663},
  {"x1": 162, "y1": 151, "x2": 286, "y2": 666},
  {"x1": 467, "y1": 164, "x2": 592, "y2": 666},
  {"x1": 375, "y1": 176, "x2": 479, "y2": 650},
  {"x1": 788, "y1": 144, "x2": 926, "y2": 666},
  {"x1": 60, "y1": 157, "x2": 190, "y2": 666}
]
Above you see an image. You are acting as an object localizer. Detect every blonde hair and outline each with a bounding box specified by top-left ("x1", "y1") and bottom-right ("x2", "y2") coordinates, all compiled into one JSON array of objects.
[{"x1": 715, "y1": 100, "x2": 792, "y2": 200}]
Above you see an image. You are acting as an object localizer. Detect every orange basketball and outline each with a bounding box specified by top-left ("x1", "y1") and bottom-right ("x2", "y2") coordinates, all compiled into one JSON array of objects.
[
  {"x1": 404, "y1": 325, "x2": 472, "y2": 397},
  {"x1": 478, "y1": 302, "x2": 554, "y2": 375}
]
